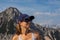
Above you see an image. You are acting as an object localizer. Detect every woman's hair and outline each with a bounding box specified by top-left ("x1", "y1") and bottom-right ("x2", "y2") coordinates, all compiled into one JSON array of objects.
[
  {"x1": 15, "y1": 23, "x2": 31, "y2": 35},
  {"x1": 15, "y1": 24, "x2": 22, "y2": 35}
]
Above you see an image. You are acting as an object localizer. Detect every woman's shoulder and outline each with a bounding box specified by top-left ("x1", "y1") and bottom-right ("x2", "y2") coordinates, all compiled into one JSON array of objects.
[
  {"x1": 32, "y1": 30, "x2": 40, "y2": 36},
  {"x1": 32, "y1": 30, "x2": 42, "y2": 40}
]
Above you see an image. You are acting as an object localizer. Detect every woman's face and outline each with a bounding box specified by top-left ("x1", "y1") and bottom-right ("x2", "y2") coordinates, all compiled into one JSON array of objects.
[{"x1": 19, "y1": 21, "x2": 31, "y2": 28}]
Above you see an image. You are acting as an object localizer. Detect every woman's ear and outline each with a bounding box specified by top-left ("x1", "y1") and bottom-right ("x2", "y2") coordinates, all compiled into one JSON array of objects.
[
  {"x1": 18, "y1": 21, "x2": 20, "y2": 24},
  {"x1": 16, "y1": 23, "x2": 22, "y2": 35}
]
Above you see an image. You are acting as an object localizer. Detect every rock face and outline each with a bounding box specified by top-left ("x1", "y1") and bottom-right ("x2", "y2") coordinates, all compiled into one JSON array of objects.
[{"x1": 0, "y1": 7, "x2": 60, "y2": 40}]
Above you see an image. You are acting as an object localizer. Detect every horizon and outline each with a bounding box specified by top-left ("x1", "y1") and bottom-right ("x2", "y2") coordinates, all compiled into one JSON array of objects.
[{"x1": 0, "y1": 0, "x2": 60, "y2": 26}]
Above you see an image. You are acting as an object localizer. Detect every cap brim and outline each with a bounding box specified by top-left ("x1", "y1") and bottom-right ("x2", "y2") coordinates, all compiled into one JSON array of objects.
[
  {"x1": 23, "y1": 16, "x2": 35, "y2": 22},
  {"x1": 28, "y1": 16, "x2": 35, "y2": 21}
]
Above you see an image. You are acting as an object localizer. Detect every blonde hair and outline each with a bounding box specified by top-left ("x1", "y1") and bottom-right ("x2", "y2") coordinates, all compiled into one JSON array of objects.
[{"x1": 15, "y1": 24, "x2": 22, "y2": 35}]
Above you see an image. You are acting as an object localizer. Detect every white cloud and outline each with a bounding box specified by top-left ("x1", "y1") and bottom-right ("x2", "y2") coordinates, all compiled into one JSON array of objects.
[
  {"x1": 33, "y1": 11, "x2": 60, "y2": 17},
  {"x1": 34, "y1": 18, "x2": 53, "y2": 25},
  {"x1": 57, "y1": 24, "x2": 60, "y2": 27},
  {"x1": 34, "y1": 12, "x2": 50, "y2": 16},
  {"x1": 38, "y1": 19, "x2": 53, "y2": 25}
]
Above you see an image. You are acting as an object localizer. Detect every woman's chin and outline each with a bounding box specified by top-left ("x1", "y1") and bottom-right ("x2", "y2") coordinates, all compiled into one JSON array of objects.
[{"x1": 25, "y1": 27, "x2": 29, "y2": 29}]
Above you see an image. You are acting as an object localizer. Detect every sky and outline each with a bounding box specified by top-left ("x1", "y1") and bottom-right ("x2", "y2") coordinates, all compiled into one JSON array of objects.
[{"x1": 0, "y1": 0, "x2": 60, "y2": 26}]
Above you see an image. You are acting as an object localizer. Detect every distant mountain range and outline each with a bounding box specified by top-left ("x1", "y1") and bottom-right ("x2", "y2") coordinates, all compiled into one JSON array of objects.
[{"x1": 0, "y1": 7, "x2": 60, "y2": 40}]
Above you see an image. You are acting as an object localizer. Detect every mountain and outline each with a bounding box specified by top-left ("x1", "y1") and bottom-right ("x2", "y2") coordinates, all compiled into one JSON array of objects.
[
  {"x1": 0, "y1": 7, "x2": 22, "y2": 34},
  {"x1": 0, "y1": 7, "x2": 60, "y2": 40}
]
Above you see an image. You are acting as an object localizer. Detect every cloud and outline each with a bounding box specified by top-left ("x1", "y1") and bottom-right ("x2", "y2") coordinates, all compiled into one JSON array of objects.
[
  {"x1": 38, "y1": 19, "x2": 53, "y2": 25},
  {"x1": 33, "y1": 11, "x2": 60, "y2": 17},
  {"x1": 34, "y1": 19, "x2": 53, "y2": 25},
  {"x1": 34, "y1": 12, "x2": 50, "y2": 16},
  {"x1": 57, "y1": 24, "x2": 60, "y2": 27}
]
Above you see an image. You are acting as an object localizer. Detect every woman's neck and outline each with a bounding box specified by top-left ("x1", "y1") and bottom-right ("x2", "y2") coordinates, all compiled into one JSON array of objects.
[{"x1": 21, "y1": 26, "x2": 28, "y2": 35}]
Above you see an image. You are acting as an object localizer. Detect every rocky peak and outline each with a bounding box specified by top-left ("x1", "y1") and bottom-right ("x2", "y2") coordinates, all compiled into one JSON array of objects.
[{"x1": 0, "y1": 7, "x2": 22, "y2": 34}]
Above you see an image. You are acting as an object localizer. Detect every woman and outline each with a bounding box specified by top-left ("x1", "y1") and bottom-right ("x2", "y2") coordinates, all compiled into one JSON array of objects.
[{"x1": 12, "y1": 14, "x2": 41, "y2": 40}]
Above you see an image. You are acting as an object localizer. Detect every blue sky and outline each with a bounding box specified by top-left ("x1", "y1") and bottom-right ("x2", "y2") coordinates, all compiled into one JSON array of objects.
[{"x1": 0, "y1": 0, "x2": 60, "y2": 26}]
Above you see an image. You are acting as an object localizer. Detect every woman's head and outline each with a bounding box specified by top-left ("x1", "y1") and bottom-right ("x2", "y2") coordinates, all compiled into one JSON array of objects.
[
  {"x1": 18, "y1": 14, "x2": 35, "y2": 28},
  {"x1": 16, "y1": 14, "x2": 35, "y2": 34}
]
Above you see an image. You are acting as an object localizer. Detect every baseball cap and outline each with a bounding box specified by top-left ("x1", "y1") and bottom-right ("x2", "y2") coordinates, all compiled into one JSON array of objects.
[{"x1": 18, "y1": 14, "x2": 35, "y2": 22}]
